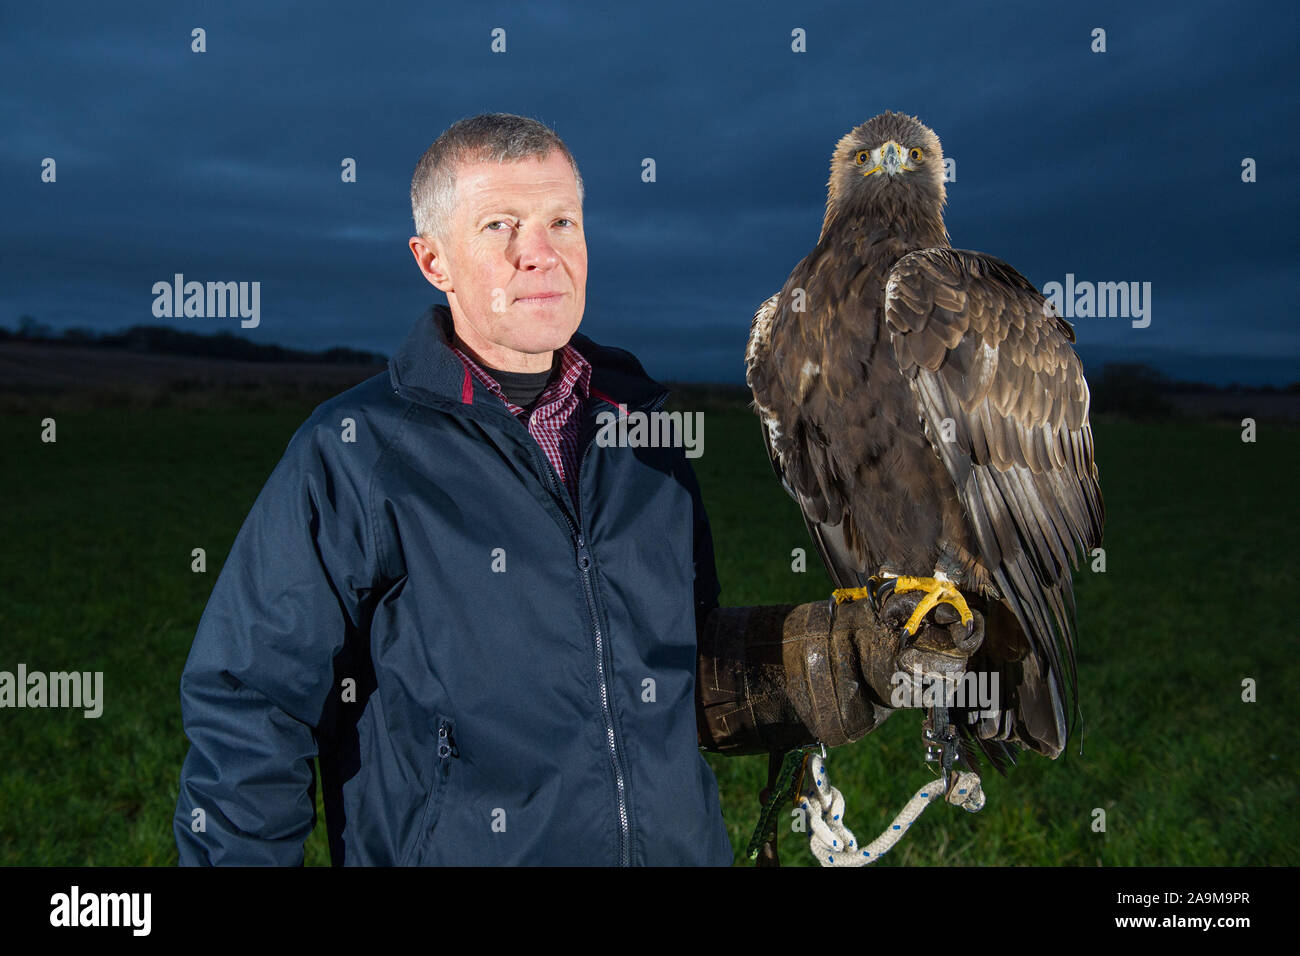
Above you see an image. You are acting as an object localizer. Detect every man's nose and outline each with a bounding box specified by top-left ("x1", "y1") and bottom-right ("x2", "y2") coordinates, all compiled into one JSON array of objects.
[{"x1": 515, "y1": 224, "x2": 559, "y2": 270}]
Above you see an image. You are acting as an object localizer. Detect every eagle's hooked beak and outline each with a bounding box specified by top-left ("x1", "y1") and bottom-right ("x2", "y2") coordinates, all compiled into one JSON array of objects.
[
  {"x1": 862, "y1": 140, "x2": 907, "y2": 177},
  {"x1": 880, "y1": 141, "x2": 903, "y2": 176}
]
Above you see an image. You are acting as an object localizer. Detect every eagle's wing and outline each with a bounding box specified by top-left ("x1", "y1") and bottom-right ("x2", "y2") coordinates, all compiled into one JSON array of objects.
[
  {"x1": 747, "y1": 294, "x2": 792, "y2": 492},
  {"x1": 747, "y1": 292, "x2": 868, "y2": 592},
  {"x1": 884, "y1": 248, "x2": 1104, "y2": 756}
]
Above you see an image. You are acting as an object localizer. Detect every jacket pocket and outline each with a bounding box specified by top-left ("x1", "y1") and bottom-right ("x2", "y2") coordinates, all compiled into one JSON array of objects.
[{"x1": 401, "y1": 713, "x2": 456, "y2": 866}]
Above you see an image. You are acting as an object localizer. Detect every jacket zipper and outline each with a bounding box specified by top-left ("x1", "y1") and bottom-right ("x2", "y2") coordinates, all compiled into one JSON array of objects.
[
  {"x1": 403, "y1": 378, "x2": 669, "y2": 866},
  {"x1": 575, "y1": 532, "x2": 628, "y2": 866},
  {"x1": 527, "y1": 430, "x2": 631, "y2": 866},
  {"x1": 525, "y1": 390, "x2": 667, "y2": 867}
]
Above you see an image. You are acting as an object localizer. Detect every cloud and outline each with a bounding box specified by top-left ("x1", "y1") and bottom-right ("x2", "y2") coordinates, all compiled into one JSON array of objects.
[{"x1": 1, "y1": 0, "x2": 1294, "y2": 381}]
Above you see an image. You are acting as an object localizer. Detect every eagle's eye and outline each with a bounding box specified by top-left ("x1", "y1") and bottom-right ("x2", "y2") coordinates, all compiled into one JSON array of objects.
[
  {"x1": 909, "y1": 147, "x2": 924, "y2": 162},
  {"x1": 855, "y1": 149, "x2": 870, "y2": 166}
]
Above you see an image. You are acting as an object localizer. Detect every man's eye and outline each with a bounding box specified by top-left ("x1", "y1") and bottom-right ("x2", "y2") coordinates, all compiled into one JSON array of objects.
[
  {"x1": 485, "y1": 221, "x2": 509, "y2": 231},
  {"x1": 555, "y1": 219, "x2": 574, "y2": 228}
]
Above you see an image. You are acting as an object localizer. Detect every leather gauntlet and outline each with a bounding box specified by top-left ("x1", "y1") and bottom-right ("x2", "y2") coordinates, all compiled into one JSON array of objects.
[
  {"x1": 696, "y1": 599, "x2": 903, "y2": 755},
  {"x1": 695, "y1": 594, "x2": 985, "y2": 755}
]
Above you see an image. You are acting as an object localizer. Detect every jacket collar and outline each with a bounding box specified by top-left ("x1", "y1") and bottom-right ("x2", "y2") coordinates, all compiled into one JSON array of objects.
[{"x1": 389, "y1": 304, "x2": 667, "y2": 412}]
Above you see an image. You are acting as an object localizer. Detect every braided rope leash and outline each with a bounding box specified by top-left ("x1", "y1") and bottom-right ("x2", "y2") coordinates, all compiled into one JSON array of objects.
[{"x1": 802, "y1": 751, "x2": 986, "y2": 867}]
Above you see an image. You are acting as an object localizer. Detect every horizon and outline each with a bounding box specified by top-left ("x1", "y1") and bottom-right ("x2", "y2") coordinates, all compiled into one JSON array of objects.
[{"x1": 3, "y1": 317, "x2": 1295, "y2": 390}]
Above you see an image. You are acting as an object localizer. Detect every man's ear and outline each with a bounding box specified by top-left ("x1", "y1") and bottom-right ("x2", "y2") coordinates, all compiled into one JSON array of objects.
[{"x1": 409, "y1": 234, "x2": 454, "y2": 294}]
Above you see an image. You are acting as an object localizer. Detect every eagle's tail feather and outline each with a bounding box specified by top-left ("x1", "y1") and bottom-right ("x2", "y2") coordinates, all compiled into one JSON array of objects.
[{"x1": 956, "y1": 717, "x2": 1016, "y2": 777}]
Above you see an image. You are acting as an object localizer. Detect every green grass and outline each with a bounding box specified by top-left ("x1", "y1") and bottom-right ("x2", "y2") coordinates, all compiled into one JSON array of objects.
[{"x1": 1, "y1": 398, "x2": 1295, "y2": 865}]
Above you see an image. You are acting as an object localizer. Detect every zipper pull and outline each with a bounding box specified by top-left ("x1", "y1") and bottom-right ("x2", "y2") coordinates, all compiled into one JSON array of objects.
[{"x1": 575, "y1": 536, "x2": 592, "y2": 572}]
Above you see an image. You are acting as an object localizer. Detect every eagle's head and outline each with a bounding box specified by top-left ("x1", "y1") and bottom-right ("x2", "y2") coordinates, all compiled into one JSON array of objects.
[{"x1": 824, "y1": 111, "x2": 947, "y2": 241}]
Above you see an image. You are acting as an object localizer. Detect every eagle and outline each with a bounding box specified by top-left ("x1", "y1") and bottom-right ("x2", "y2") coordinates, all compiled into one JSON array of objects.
[{"x1": 745, "y1": 111, "x2": 1104, "y2": 770}]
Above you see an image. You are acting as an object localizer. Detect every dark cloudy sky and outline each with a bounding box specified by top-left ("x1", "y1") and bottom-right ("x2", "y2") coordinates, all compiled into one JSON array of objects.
[{"x1": 2, "y1": 1, "x2": 1296, "y2": 384}]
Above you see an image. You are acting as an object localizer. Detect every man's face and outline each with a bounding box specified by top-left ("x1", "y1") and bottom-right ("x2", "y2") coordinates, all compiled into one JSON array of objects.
[{"x1": 411, "y1": 150, "x2": 587, "y2": 371}]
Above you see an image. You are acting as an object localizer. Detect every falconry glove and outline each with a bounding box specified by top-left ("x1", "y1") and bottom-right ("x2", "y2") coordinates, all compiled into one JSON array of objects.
[{"x1": 696, "y1": 591, "x2": 986, "y2": 755}]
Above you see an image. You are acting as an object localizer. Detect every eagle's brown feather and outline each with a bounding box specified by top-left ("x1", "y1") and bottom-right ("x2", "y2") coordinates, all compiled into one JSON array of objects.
[{"x1": 886, "y1": 247, "x2": 1104, "y2": 757}]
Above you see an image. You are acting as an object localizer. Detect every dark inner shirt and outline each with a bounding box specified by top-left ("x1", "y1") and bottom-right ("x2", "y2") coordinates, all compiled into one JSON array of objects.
[{"x1": 483, "y1": 354, "x2": 561, "y2": 411}]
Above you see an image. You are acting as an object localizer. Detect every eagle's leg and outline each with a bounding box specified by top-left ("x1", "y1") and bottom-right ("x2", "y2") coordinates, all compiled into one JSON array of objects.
[
  {"x1": 890, "y1": 573, "x2": 974, "y2": 636},
  {"x1": 831, "y1": 574, "x2": 897, "y2": 609}
]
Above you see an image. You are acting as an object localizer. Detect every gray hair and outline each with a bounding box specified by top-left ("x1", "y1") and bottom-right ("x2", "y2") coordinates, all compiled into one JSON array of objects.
[{"x1": 410, "y1": 113, "x2": 584, "y2": 242}]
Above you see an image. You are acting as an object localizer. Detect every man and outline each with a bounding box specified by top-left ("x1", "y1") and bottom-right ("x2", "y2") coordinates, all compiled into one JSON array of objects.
[{"x1": 173, "y1": 113, "x2": 980, "y2": 866}]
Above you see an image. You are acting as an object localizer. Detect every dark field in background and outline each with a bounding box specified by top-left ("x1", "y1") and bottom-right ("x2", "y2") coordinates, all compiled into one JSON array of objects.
[{"x1": 1, "y1": 373, "x2": 1295, "y2": 865}]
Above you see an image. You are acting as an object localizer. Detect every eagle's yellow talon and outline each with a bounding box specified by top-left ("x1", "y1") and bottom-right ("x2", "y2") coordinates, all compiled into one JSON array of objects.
[
  {"x1": 831, "y1": 587, "x2": 873, "y2": 605},
  {"x1": 892, "y1": 575, "x2": 973, "y2": 635}
]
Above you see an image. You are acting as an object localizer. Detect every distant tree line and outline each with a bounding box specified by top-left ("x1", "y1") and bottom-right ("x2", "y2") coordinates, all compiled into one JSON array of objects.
[
  {"x1": 1088, "y1": 362, "x2": 1300, "y2": 419},
  {"x1": 0, "y1": 315, "x2": 387, "y2": 365},
  {"x1": 3, "y1": 316, "x2": 1295, "y2": 407}
]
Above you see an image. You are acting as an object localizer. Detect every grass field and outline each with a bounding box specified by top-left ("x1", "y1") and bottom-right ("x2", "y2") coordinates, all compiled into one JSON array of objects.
[{"x1": 1, "y1": 387, "x2": 1295, "y2": 866}]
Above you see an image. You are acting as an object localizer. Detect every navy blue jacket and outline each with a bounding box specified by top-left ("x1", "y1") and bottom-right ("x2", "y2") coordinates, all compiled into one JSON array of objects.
[{"x1": 174, "y1": 305, "x2": 733, "y2": 865}]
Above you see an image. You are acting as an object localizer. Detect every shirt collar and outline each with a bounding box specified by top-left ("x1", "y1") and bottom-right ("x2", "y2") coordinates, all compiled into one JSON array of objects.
[
  {"x1": 388, "y1": 304, "x2": 666, "y2": 413},
  {"x1": 452, "y1": 341, "x2": 591, "y2": 416}
]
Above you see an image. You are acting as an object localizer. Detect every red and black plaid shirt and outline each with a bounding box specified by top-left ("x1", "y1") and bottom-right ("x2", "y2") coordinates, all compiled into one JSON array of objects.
[{"x1": 451, "y1": 343, "x2": 592, "y2": 505}]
